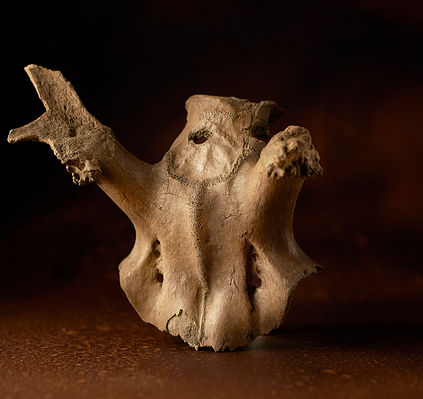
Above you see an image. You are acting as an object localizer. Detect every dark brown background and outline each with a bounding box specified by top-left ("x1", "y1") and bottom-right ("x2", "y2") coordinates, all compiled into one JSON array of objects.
[{"x1": 1, "y1": 0, "x2": 422, "y2": 398}]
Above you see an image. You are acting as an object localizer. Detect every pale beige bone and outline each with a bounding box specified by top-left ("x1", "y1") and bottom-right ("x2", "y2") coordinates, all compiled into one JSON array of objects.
[{"x1": 9, "y1": 65, "x2": 323, "y2": 351}]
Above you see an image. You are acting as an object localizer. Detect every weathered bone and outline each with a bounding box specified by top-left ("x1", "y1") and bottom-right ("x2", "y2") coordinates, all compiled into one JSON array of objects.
[{"x1": 9, "y1": 65, "x2": 323, "y2": 351}]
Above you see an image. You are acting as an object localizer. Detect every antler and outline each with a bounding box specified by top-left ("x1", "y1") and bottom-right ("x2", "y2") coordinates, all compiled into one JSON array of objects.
[{"x1": 8, "y1": 65, "x2": 116, "y2": 185}]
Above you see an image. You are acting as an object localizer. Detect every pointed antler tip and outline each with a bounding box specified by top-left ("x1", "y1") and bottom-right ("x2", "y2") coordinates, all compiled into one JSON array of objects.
[
  {"x1": 25, "y1": 64, "x2": 45, "y2": 71},
  {"x1": 7, "y1": 129, "x2": 16, "y2": 144},
  {"x1": 7, "y1": 125, "x2": 41, "y2": 144},
  {"x1": 24, "y1": 64, "x2": 40, "y2": 74},
  {"x1": 24, "y1": 64, "x2": 57, "y2": 81}
]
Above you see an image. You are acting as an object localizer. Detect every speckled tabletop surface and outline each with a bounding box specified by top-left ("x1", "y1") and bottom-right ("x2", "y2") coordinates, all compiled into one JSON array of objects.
[{"x1": 1, "y1": 274, "x2": 422, "y2": 399}]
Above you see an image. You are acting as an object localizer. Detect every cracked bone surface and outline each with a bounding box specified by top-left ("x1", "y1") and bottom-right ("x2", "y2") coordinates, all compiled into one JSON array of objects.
[{"x1": 9, "y1": 65, "x2": 323, "y2": 351}]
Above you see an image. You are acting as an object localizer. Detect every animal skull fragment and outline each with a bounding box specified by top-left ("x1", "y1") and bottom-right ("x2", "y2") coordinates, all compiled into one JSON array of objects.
[{"x1": 9, "y1": 65, "x2": 323, "y2": 351}]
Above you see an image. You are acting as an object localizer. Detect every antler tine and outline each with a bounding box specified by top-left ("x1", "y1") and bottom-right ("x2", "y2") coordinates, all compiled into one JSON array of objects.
[
  {"x1": 25, "y1": 64, "x2": 86, "y2": 114},
  {"x1": 8, "y1": 113, "x2": 51, "y2": 144},
  {"x1": 8, "y1": 65, "x2": 95, "y2": 145}
]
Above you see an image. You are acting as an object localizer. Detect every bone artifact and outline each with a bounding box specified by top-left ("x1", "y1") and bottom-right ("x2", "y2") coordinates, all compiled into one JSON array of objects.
[{"x1": 9, "y1": 65, "x2": 323, "y2": 351}]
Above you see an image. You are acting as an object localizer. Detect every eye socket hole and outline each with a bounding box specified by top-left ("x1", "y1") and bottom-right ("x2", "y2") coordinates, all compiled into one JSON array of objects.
[
  {"x1": 252, "y1": 126, "x2": 270, "y2": 142},
  {"x1": 189, "y1": 129, "x2": 211, "y2": 144}
]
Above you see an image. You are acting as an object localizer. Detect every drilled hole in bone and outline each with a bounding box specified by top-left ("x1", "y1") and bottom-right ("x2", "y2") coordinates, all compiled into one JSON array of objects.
[
  {"x1": 68, "y1": 128, "x2": 76, "y2": 137},
  {"x1": 246, "y1": 245, "x2": 262, "y2": 311},
  {"x1": 153, "y1": 240, "x2": 161, "y2": 257},
  {"x1": 153, "y1": 240, "x2": 163, "y2": 283},
  {"x1": 189, "y1": 129, "x2": 211, "y2": 144},
  {"x1": 156, "y1": 272, "x2": 164, "y2": 283},
  {"x1": 193, "y1": 136, "x2": 207, "y2": 144}
]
